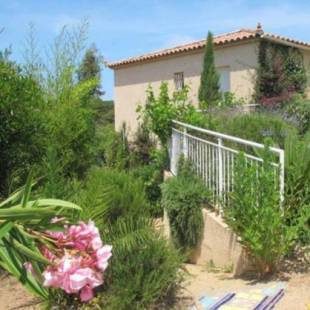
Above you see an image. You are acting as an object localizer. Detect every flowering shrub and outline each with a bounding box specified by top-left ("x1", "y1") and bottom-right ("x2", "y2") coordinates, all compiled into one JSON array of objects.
[{"x1": 36, "y1": 221, "x2": 111, "y2": 302}]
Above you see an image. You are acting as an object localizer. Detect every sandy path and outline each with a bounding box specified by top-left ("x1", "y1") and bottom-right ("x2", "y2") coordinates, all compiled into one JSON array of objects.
[
  {"x1": 182, "y1": 264, "x2": 310, "y2": 310},
  {"x1": 0, "y1": 266, "x2": 309, "y2": 309},
  {"x1": 0, "y1": 274, "x2": 40, "y2": 310}
]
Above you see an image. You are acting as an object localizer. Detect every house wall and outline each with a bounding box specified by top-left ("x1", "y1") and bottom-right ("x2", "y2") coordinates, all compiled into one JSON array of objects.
[{"x1": 113, "y1": 41, "x2": 259, "y2": 134}]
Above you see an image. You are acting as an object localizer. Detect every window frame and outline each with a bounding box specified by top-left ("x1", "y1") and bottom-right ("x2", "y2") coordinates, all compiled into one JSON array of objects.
[{"x1": 174, "y1": 72, "x2": 184, "y2": 91}]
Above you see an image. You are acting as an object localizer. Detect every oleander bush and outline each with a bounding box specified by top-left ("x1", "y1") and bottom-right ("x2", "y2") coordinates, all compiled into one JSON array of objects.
[
  {"x1": 78, "y1": 168, "x2": 183, "y2": 309},
  {"x1": 223, "y1": 145, "x2": 308, "y2": 275},
  {"x1": 0, "y1": 176, "x2": 89, "y2": 306}
]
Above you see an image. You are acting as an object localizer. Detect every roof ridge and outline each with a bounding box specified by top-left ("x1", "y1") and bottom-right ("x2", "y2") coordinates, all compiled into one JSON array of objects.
[
  {"x1": 262, "y1": 32, "x2": 308, "y2": 45},
  {"x1": 134, "y1": 28, "x2": 251, "y2": 56},
  {"x1": 110, "y1": 28, "x2": 256, "y2": 65},
  {"x1": 215, "y1": 28, "x2": 256, "y2": 37},
  {"x1": 108, "y1": 27, "x2": 310, "y2": 68}
]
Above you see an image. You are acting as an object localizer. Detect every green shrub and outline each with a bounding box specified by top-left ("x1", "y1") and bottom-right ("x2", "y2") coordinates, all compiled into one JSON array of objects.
[
  {"x1": 284, "y1": 131, "x2": 310, "y2": 243},
  {"x1": 43, "y1": 76, "x2": 99, "y2": 179},
  {"x1": 285, "y1": 130, "x2": 310, "y2": 208},
  {"x1": 220, "y1": 91, "x2": 245, "y2": 107},
  {"x1": 131, "y1": 164, "x2": 163, "y2": 217},
  {"x1": 137, "y1": 82, "x2": 178, "y2": 145},
  {"x1": 131, "y1": 147, "x2": 169, "y2": 217},
  {"x1": 137, "y1": 82, "x2": 217, "y2": 146},
  {"x1": 100, "y1": 236, "x2": 183, "y2": 310},
  {"x1": 161, "y1": 158, "x2": 209, "y2": 251},
  {"x1": 100, "y1": 124, "x2": 131, "y2": 170},
  {"x1": 0, "y1": 59, "x2": 45, "y2": 195},
  {"x1": 179, "y1": 104, "x2": 218, "y2": 130},
  {"x1": 92, "y1": 99, "x2": 114, "y2": 128},
  {"x1": 80, "y1": 167, "x2": 148, "y2": 223},
  {"x1": 78, "y1": 168, "x2": 183, "y2": 309},
  {"x1": 131, "y1": 123, "x2": 157, "y2": 166},
  {"x1": 255, "y1": 40, "x2": 307, "y2": 104},
  {"x1": 215, "y1": 112, "x2": 297, "y2": 149},
  {"x1": 223, "y1": 147, "x2": 298, "y2": 275},
  {"x1": 284, "y1": 95, "x2": 310, "y2": 134},
  {"x1": 0, "y1": 23, "x2": 105, "y2": 197}
]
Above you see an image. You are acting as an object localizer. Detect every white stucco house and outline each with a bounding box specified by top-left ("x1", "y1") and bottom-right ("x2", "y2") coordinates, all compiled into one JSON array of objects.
[{"x1": 108, "y1": 24, "x2": 310, "y2": 134}]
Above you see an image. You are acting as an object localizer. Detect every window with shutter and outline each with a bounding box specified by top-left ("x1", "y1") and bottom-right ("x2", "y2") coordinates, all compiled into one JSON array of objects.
[{"x1": 174, "y1": 72, "x2": 184, "y2": 90}]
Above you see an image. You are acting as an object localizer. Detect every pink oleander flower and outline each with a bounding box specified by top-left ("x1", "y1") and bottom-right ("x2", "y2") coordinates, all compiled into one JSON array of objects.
[
  {"x1": 41, "y1": 221, "x2": 112, "y2": 302},
  {"x1": 24, "y1": 262, "x2": 33, "y2": 273},
  {"x1": 39, "y1": 245, "x2": 57, "y2": 261},
  {"x1": 96, "y1": 245, "x2": 112, "y2": 271},
  {"x1": 48, "y1": 220, "x2": 103, "y2": 252},
  {"x1": 50, "y1": 217, "x2": 66, "y2": 223}
]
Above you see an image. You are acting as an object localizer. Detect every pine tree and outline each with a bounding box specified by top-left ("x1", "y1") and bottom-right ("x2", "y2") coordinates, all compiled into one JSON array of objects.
[
  {"x1": 198, "y1": 32, "x2": 221, "y2": 108},
  {"x1": 77, "y1": 45, "x2": 104, "y2": 96}
]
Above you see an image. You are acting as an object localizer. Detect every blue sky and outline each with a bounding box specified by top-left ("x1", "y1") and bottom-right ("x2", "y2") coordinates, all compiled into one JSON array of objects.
[{"x1": 1, "y1": 0, "x2": 310, "y2": 100}]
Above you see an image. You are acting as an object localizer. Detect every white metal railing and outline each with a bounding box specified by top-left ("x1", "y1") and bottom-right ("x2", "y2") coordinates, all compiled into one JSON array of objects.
[{"x1": 170, "y1": 120, "x2": 285, "y2": 207}]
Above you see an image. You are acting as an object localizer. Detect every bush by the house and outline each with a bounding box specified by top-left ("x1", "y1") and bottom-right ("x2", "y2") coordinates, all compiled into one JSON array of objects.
[
  {"x1": 161, "y1": 157, "x2": 210, "y2": 252},
  {"x1": 223, "y1": 145, "x2": 304, "y2": 276},
  {"x1": 215, "y1": 112, "x2": 297, "y2": 149},
  {"x1": 284, "y1": 94, "x2": 310, "y2": 134},
  {"x1": 138, "y1": 82, "x2": 215, "y2": 146},
  {"x1": 255, "y1": 40, "x2": 307, "y2": 105}
]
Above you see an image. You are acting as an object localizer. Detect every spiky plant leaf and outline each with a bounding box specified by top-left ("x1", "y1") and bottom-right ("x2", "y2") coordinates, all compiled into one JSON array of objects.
[{"x1": 0, "y1": 174, "x2": 82, "y2": 301}]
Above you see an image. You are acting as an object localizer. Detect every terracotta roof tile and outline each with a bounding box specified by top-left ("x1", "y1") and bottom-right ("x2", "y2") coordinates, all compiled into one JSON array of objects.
[{"x1": 108, "y1": 27, "x2": 310, "y2": 69}]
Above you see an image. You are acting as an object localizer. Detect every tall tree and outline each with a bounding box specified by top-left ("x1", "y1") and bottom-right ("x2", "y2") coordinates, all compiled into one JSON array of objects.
[
  {"x1": 198, "y1": 32, "x2": 221, "y2": 108},
  {"x1": 77, "y1": 44, "x2": 104, "y2": 96}
]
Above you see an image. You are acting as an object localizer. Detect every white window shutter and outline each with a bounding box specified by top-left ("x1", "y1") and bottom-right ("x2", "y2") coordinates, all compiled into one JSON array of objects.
[{"x1": 218, "y1": 68, "x2": 230, "y2": 93}]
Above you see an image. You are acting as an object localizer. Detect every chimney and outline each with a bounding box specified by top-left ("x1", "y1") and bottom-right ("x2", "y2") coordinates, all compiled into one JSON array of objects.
[{"x1": 256, "y1": 22, "x2": 264, "y2": 35}]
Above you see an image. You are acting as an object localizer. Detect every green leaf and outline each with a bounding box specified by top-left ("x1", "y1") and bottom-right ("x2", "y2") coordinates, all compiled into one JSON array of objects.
[
  {"x1": 16, "y1": 199, "x2": 81, "y2": 210},
  {"x1": 0, "y1": 207, "x2": 56, "y2": 220},
  {"x1": 0, "y1": 189, "x2": 23, "y2": 208},
  {"x1": 0, "y1": 221, "x2": 13, "y2": 239},
  {"x1": 21, "y1": 171, "x2": 33, "y2": 208},
  {"x1": 0, "y1": 239, "x2": 48, "y2": 298},
  {"x1": 0, "y1": 180, "x2": 36, "y2": 208},
  {"x1": 10, "y1": 238, "x2": 50, "y2": 265}
]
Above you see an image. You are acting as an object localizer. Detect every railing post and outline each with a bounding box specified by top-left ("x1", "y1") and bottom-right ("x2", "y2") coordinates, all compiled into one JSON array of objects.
[
  {"x1": 183, "y1": 127, "x2": 188, "y2": 159},
  {"x1": 279, "y1": 149, "x2": 285, "y2": 209},
  {"x1": 169, "y1": 133, "x2": 174, "y2": 175},
  {"x1": 218, "y1": 138, "x2": 223, "y2": 201}
]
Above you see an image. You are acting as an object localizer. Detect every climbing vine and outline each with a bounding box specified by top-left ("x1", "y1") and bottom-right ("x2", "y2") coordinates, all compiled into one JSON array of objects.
[{"x1": 255, "y1": 40, "x2": 307, "y2": 105}]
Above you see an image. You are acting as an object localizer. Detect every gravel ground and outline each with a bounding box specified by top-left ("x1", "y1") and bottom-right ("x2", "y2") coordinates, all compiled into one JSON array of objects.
[
  {"x1": 0, "y1": 259, "x2": 309, "y2": 310},
  {"x1": 0, "y1": 274, "x2": 40, "y2": 310},
  {"x1": 180, "y1": 263, "x2": 310, "y2": 310}
]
